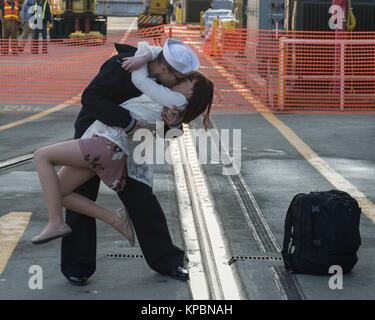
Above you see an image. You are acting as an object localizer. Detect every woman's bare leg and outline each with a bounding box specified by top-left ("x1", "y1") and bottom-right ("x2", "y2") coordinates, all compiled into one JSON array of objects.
[
  {"x1": 33, "y1": 139, "x2": 133, "y2": 243},
  {"x1": 33, "y1": 140, "x2": 95, "y2": 236},
  {"x1": 62, "y1": 192, "x2": 135, "y2": 247},
  {"x1": 58, "y1": 167, "x2": 134, "y2": 244},
  {"x1": 58, "y1": 167, "x2": 123, "y2": 226}
]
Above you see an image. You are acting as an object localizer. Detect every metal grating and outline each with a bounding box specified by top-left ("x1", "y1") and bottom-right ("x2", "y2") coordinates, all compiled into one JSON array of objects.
[
  {"x1": 207, "y1": 117, "x2": 305, "y2": 300},
  {"x1": 229, "y1": 256, "x2": 284, "y2": 265},
  {"x1": 106, "y1": 253, "x2": 144, "y2": 259}
]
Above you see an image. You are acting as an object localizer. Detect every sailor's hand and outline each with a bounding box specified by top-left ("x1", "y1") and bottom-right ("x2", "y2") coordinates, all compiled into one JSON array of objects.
[{"x1": 121, "y1": 56, "x2": 147, "y2": 72}]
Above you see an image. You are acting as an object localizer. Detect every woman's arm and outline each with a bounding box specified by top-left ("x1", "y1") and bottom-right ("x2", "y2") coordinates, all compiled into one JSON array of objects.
[
  {"x1": 122, "y1": 42, "x2": 160, "y2": 71},
  {"x1": 132, "y1": 68, "x2": 187, "y2": 108},
  {"x1": 135, "y1": 41, "x2": 162, "y2": 60},
  {"x1": 130, "y1": 43, "x2": 187, "y2": 108}
]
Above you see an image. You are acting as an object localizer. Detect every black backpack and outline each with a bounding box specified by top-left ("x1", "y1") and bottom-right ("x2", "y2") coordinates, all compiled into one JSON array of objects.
[{"x1": 282, "y1": 190, "x2": 361, "y2": 275}]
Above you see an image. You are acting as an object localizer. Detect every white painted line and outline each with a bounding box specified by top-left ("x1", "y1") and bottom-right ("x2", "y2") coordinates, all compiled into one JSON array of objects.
[
  {"x1": 170, "y1": 140, "x2": 210, "y2": 300},
  {"x1": 0, "y1": 105, "x2": 46, "y2": 112},
  {"x1": 174, "y1": 124, "x2": 243, "y2": 300},
  {"x1": 0, "y1": 154, "x2": 33, "y2": 170}
]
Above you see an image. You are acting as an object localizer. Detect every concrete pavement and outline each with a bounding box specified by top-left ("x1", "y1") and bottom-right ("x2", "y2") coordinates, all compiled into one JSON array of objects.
[
  {"x1": 194, "y1": 113, "x2": 375, "y2": 300},
  {"x1": 1, "y1": 109, "x2": 374, "y2": 299}
]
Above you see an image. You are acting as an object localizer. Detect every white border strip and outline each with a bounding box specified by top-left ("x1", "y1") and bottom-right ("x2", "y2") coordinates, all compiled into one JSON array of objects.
[
  {"x1": 172, "y1": 124, "x2": 243, "y2": 300},
  {"x1": 170, "y1": 140, "x2": 210, "y2": 300}
]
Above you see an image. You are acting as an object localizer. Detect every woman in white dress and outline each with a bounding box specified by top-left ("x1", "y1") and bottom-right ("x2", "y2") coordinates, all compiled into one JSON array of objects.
[{"x1": 31, "y1": 42, "x2": 214, "y2": 246}]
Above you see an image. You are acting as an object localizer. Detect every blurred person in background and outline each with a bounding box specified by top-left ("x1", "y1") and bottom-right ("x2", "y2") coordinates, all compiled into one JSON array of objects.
[
  {"x1": 19, "y1": 0, "x2": 36, "y2": 52},
  {"x1": 0, "y1": 0, "x2": 3, "y2": 39},
  {"x1": 0, "y1": 0, "x2": 20, "y2": 55},
  {"x1": 31, "y1": 0, "x2": 52, "y2": 54}
]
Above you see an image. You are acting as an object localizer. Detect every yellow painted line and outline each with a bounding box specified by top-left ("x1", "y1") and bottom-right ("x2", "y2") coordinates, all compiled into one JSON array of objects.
[
  {"x1": 0, "y1": 97, "x2": 81, "y2": 132},
  {"x1": 190, "y1": 40, "x2": 375, "y2": 223},
  {"x1": 0, "y1": 18, "x2": 137, "y2": 133},
  {"x1": 262, "y1": 113, "x2": 375, "y2": 222},
  {"x1": 0, "y1": 212, "x2": 32, "y2": 274}
]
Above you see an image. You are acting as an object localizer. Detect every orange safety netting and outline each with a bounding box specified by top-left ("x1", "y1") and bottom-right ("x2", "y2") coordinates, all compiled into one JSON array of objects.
[
  {"x1": 1, "y1": 25, "x2": 375, "y2": 113},
  {"x1": 0, "y1": 31, "x2": 128, "y2": 105}
]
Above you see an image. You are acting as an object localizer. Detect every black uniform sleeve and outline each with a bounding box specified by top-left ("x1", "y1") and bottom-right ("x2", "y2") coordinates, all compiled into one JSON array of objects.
[{"x1": 81, "y1": 57, "x2": 137, "y2": 133}]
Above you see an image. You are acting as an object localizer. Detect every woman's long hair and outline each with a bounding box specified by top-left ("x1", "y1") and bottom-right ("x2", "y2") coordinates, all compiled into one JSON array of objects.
[{"x1": 181, "y1": 72, "x2": 214, "y2": 130}]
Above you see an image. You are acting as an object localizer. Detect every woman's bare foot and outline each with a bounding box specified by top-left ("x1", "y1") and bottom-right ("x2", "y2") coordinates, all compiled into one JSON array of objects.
[
  {"x1": 112, "y1": 208, "x2": 135, "y2": 247},
  {"x1": 32, "y1": 222, "x2": 72, "y2": 245}
]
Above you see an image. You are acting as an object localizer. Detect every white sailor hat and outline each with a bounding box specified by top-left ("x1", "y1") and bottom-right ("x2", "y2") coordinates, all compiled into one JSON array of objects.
[{"x1": 162, "y1": 38, "x2": 200, "y2": 74}]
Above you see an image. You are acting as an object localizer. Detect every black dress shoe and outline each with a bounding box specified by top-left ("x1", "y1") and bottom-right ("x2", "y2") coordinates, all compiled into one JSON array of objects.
[
  {"x1": 169, "y1": 266, "x2": 189, "y2": 281},
  {"x1": 68, "y1": 276, "x2": 89, "y2": 286}
]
